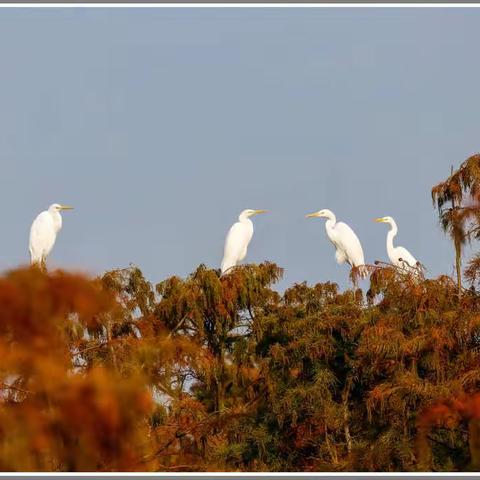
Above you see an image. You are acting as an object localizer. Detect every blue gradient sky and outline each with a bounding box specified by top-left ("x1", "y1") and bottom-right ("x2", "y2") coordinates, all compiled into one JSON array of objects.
[{"x1": 0, "y1": 8, "x2": 478, "y2": 290}]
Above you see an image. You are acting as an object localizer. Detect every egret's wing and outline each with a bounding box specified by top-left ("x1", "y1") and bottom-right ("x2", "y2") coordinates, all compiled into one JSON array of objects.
[
  {"x1": 395, "y1": 246, "x2": 417, "y2": 268},
  {"x1": 333, "y1": 222, "x2": 365, "y2": 267},
  {"x1": 221, "y1": 222, "x2": 252, "y2": 274},
  {"x1": 29, "y1": 212, "x2": 56, "y2": 260},
  {"x1": 335, "y1": 248, "x2": 347, "y2": 265}
]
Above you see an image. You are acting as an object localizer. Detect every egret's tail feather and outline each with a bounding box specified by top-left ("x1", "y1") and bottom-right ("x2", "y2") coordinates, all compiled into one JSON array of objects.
[{"x1": 220, "y1": 259, "x2": 236, "y2": 276}]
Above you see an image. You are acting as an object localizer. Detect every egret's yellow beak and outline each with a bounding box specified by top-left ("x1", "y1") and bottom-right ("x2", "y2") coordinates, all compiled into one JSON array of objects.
[
  {"x1": 60, "y1": 205, "x2": 74, "y2": 211},
  {"x1": 306, "y1": 212, "x2": 320, "y2": 218},
  {"x1": 374, "y1": 217, "x2": 386, "y2": 223},
  {"x1": 253, "y1": 209, "x2": 267, "y2": 215}
]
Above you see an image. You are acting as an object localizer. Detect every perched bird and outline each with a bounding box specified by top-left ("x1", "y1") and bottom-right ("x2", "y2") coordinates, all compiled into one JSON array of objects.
[
  {"x1": 375, "y1": 216, "x2": 418, "y2": 271},
  {"x1": 306, "y1": 209, "x2": 367, "y2": 277},
  {"x1": 221, "y1": 209, "x2": 267, "y2": 275},
  {"x1": 29, "y1": 203, "x2": 74, "y2": 269}
]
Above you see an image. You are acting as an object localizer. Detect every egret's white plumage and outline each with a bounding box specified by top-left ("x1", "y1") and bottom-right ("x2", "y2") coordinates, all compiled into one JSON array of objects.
[
  {"x1": 375, "y1": 216, "x2": 418, "y2": 271},
  {"x1": 29, "y1": 203, "x2": 73, "y2": 269},
  {"x1": 306, "y1": 209, "x2": 367, "y2": 277},
  {"x1": 221, "y1": 209, "x2": 267, "y2": 275}
]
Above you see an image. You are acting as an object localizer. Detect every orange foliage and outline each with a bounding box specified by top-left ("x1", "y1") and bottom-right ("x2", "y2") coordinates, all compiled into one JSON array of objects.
[{"x1": 2, "y1": 249, "x2": 480, "y2": 472}]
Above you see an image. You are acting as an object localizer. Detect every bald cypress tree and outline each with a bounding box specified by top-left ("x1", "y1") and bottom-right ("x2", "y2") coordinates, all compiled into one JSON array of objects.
[
  {"x1": 4, "y1": 153, "x2": 480, "y2": 471},
  {"x1": 432, "y1": 154, "x2": 480, "y2": 294}
]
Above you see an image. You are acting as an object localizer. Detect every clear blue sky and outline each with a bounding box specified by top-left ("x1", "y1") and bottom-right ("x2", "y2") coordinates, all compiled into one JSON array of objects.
[{"x1": 1, "y1": 8, "x2": 479, "y2": 290}]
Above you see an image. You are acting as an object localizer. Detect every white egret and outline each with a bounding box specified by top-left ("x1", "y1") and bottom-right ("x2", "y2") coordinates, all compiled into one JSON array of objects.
[
  {"x1": 29, "y1": 203, "x2": 74, "y2": 269},
  {"x1": 306, "y1": 209, "x2": 367, "y2": 277},
  {"x1": 221, "y1": 209, "x2": 267, "y2": 275},
  {"x1": 375, "y1": 216, "x2": 418, "y2": 271}
]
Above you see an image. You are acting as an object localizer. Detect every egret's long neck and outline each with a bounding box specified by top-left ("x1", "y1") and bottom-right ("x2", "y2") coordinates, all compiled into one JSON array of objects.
[
  {"x1": 325, "y1": 212, "x2": 336, "y2": 228},
  {"x1": 238, "y1": 212, "x2": 252, "y2": 225},
  {"x1": 386, "y1": 221, "x2": 398, "y2": 257},
  {"x1": 324, "y1": 212, "x2": 336, "y2": 237},
  {"x1": 50, "y1": 210, "x2": 63, "y2": 233}
]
